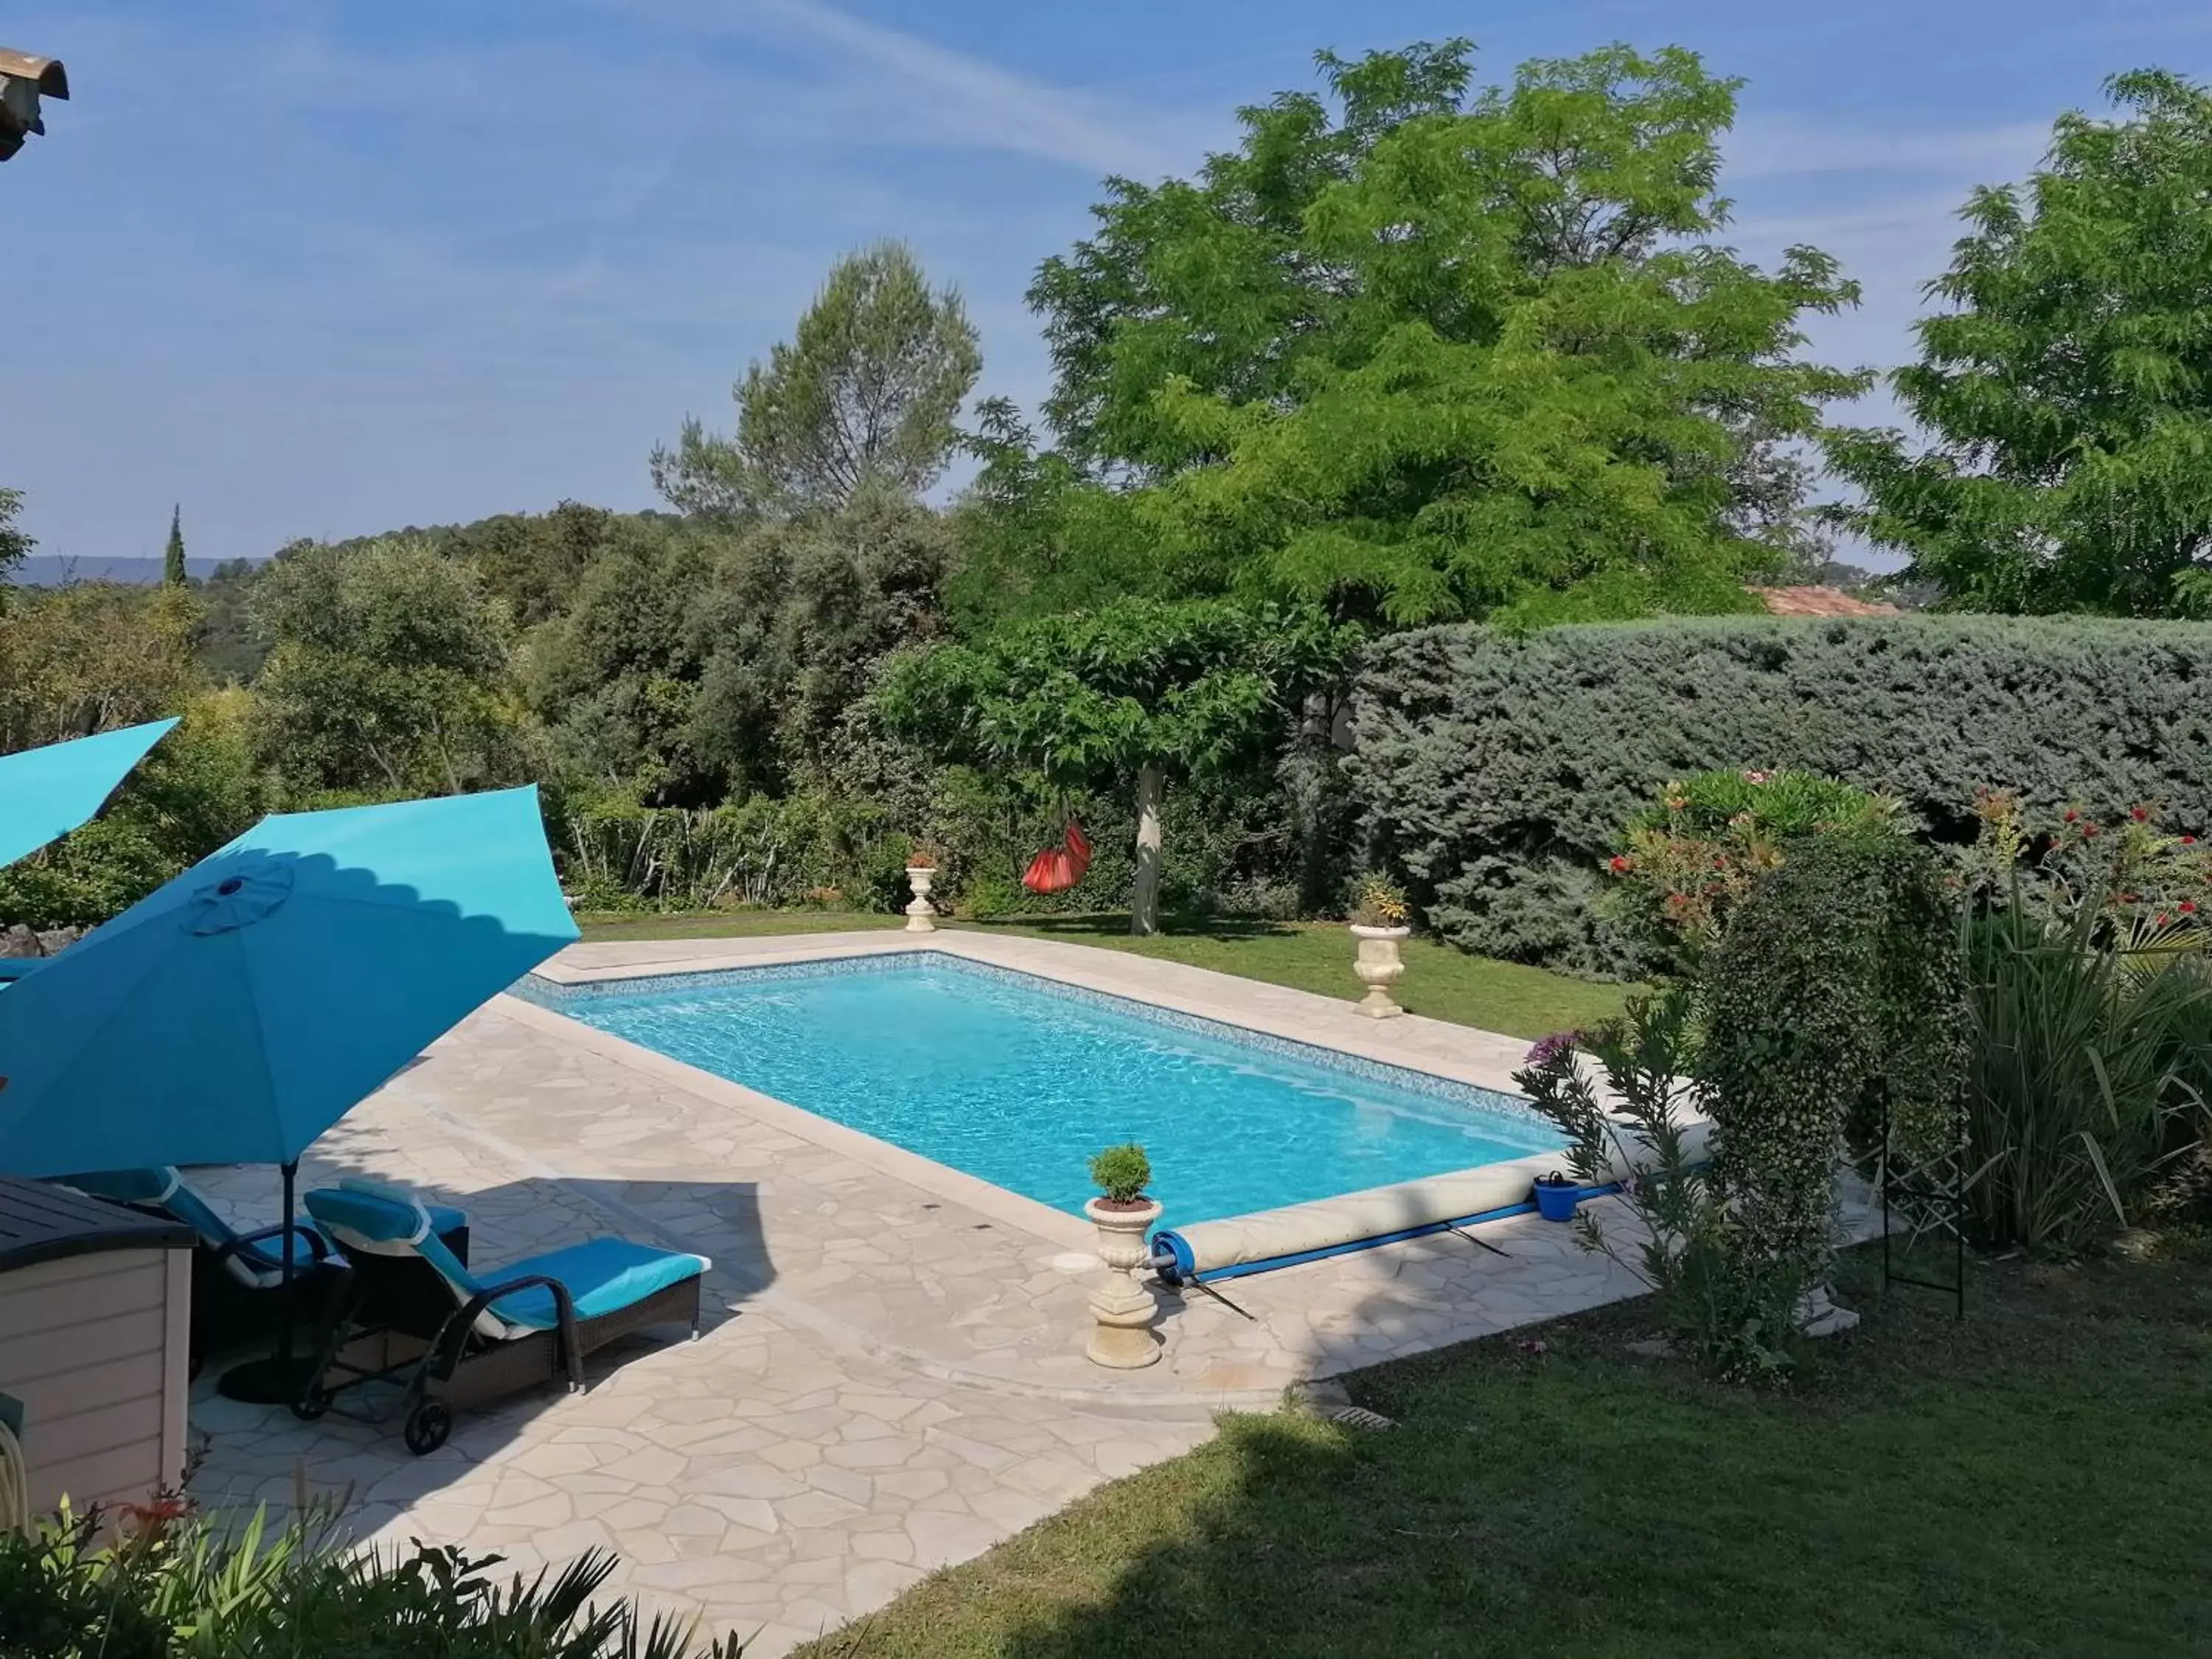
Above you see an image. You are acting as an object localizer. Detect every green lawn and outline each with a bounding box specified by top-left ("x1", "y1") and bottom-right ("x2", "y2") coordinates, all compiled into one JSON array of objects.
[
  {"x1": 572, "y1": 911, "x2": 1626, "y2": 1041},
  {"x1": 796, "y1": 1247, "x2": 2212, "y2": 1658}
]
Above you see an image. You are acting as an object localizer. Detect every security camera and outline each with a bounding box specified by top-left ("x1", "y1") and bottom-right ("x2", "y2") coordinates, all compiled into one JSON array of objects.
[{"x1": 0, "y1": 49, "x2": 69, "y2": 162}]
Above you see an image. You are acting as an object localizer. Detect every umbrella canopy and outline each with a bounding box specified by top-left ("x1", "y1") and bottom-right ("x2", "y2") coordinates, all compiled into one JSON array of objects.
[
  {"x1": 0, "y1": 717, "x2": 178, "y2": 869},
  {"x1": 0, "y1": 785, "x2": 577, "y2": 1177}
]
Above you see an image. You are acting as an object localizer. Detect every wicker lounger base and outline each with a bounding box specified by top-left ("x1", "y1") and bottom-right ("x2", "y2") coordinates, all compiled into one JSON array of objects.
[{"x1": 302, "y1": 1273, "x2": 702, "y2": 1452}]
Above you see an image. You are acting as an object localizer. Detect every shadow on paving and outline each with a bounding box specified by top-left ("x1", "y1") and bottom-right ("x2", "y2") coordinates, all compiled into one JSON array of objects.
[
  {"x1": 185, "y1": 1158, "x2": 773, "y2": 1528},
  {"x1": 796, "y1": 1248, "x2": 2212, "y2": 1659}
]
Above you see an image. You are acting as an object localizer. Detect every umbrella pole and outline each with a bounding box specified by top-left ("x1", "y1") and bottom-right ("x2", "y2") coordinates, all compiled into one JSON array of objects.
[
  {"x1": 215, "y1": 1161, "x2": 314, "y2": 1406},
  {"x1": 277, "y1": 1159, "x2": 297, "y2": 1372}
]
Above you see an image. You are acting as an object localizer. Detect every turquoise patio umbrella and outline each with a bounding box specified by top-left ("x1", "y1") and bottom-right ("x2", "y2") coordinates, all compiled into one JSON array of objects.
[
  {"x1": 0, "y1": 785, "x2": 579, "y2": 1397},
  {"x1": 0, "y1": 717, "x2": 178, "y2": 869}
]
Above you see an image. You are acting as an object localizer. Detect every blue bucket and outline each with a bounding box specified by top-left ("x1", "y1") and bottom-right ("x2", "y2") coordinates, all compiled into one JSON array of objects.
[{"x1": 1532, "y1": 1175, "x2": 1579, "y2": 1223}]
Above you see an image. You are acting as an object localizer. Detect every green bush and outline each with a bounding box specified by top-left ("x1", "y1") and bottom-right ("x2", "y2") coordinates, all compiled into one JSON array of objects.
[
  {"x1": 1517, "y1": 990, "x2": 1809, "y2": 1384},
  {"x1": 1961, "y1": 900, "x2": 2212, "y2": 1253},
  {"x1": 1088, "y1": 1143, "x2": 1152, "y2": 1203},
  {"x1": 1701, "y1": 834, "x2": 1969, "y2": 1288},
  {"x1": 1520, "y1": 835, "x2": 1968, "y2": 1382},
  {"x1": 1350, "y1": 615, "x2": 2212, "y2": 976},
  {"x1": 0, "y1": 1501, "x2": 744, "y2": 1657},
  {"x1": 0, "y1": 695, "x2": 269, "y2": 931},
  {"x1": 554, "y1": 792, "x2": 895, "y2": 913}
]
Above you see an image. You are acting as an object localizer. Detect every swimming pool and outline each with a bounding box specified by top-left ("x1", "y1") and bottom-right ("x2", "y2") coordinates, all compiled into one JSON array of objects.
[{"x1": 524, "y1": 953, "x2": 1560, "y2": 1227}]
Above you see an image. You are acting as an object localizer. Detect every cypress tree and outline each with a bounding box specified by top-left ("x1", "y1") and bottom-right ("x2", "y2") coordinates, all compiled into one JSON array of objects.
[{"x1": 163, "y1": 504, "x2": 186, "y2": 587}]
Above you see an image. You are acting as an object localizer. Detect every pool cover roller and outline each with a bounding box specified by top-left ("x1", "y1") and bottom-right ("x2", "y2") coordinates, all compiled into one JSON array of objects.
[{"x1": 1152, "y1": 1118, "x2": 1712, "y2": 1283}]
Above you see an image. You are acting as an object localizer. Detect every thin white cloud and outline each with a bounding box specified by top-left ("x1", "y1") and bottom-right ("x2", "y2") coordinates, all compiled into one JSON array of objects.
[
  {"x1": 608, "y1": 0, "x2": 1206, "y2": 179},
  {"x1": 1725, "y1": 116, "x2": 2050, "y2": 182}
]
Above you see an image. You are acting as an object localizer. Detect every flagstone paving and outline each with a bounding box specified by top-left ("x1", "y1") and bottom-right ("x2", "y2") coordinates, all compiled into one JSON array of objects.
[{"x1": 183, "y1": 931, "x2": 1749, "y2": 1655}]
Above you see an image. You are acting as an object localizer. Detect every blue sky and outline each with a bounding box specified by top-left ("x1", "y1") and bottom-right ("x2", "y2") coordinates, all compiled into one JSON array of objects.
[{"x1": 6, "y1": 0, "x2": 2208, "y2": 566}]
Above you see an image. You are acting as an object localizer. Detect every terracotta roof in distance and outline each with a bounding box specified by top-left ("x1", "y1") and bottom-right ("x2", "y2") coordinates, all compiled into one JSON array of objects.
[{"x1": 1748, "y1": 585, "x2": 1904, "y2": 618}]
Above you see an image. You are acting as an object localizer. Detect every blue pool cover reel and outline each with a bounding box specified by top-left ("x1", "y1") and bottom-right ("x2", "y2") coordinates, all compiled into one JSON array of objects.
[
  {"x1": 1152, "y1": 1180, "x2": 1621, "y2": 1284},
  {"x1": 1150, "y1": 1116, "x2": 1712, "y2": 1284}
]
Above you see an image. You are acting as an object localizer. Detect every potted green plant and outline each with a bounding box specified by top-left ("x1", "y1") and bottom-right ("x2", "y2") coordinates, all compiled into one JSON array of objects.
[
  {"x1": 1084, "y1": 1143, "x2": 1161, "y2": 1368},
  {"x1": 904, "y1": 839, "x2": 946, "y2": 933},
  {"x1": 1348, "y1": 874, "x2": 1412, "y2": 1018}
]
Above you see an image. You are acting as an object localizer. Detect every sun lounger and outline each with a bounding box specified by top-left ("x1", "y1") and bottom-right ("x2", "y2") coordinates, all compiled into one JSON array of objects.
[
  {"x1": 297, "y1": 1181, "x2": 707, "y2": 1453},
  {"x1": 58, "y1": 1166, "x2": 470, "y2": 1373}
]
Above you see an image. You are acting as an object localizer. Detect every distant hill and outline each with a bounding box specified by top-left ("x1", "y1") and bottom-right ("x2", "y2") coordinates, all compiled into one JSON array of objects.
[{"x1": 10, "y1": 554, "x2": 234, "y2": 586}]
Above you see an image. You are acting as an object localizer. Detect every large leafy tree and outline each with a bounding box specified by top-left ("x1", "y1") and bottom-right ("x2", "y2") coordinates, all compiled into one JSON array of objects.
[
  {"x1": 880, "y1": 599, "x2": 1349, "y2": 934},
  {"x1": 1826, "y1": 72, "x2": 2212, "y2": 617},
  {"x1": 441, "y1": 499, "x2": 617, "y2": 627},
  {"x1": 654, "y1": 242, "x2": 983, "y2": 518},
  {"x1": 0, "y1": 487, "x2": 31, "y2": 599},
  {"x1": 1015, "y1": 41, "x2": 1861, "y2": 629},
  {"x1": 251, "y1": 537, "x2": 518, "y2": 796},
  {"x1": 0, "y1": 581, "x2": 203, "y2": 751},
  {"x1": 525, "y1": 518, "x2": 719, "y2": 801},
  {"x1": 687, "y1": 485, "x2": 955, "y2": 798}
]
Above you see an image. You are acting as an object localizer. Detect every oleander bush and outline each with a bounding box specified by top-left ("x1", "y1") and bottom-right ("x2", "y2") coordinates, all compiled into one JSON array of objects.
[{"x1": 1351, "y1": 615, "x2": 2212, "y2": 976}]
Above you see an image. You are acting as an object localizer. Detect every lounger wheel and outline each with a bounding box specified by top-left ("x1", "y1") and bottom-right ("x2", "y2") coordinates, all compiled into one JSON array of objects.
[
  {"x1": 290, "y1": 1385, "x2": 331, "y2": 1422},
  {"x1": 403, "y1": 1399, "x2": 452, "y2": 1455}
]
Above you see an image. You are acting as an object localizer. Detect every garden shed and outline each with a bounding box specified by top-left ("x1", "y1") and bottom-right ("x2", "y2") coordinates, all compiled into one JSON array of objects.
[{"x1": 0, "y1": 1175, "x2": 194, "y2": 1519}]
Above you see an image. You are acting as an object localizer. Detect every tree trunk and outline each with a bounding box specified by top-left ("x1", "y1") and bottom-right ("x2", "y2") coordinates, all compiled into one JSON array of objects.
[{"x1": 1130, "y1": 762, "x2": 1165, "y2": 936}]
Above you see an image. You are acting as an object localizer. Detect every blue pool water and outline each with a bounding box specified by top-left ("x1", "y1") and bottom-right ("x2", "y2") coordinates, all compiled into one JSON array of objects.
[{"x1": 529, "y1": 956, "x2": 1561, "y2": 1226}]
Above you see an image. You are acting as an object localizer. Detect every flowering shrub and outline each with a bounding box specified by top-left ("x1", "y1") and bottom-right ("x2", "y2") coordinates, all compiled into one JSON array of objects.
[
  {"x1": 1605, "y1": 768, "x2": 1902, "y2": 974},
  {"x1": 1966, "y1": 790, "x2": 2211, "y2": 937}
]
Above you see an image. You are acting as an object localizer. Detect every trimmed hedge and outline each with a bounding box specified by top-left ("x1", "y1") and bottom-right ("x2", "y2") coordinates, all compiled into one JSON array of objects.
[{"x1": 1349, "y1": 615, "x2": 2212, "y2": 976}]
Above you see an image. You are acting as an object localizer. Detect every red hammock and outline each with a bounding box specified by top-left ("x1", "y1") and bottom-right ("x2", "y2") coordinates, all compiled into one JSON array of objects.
[{"x1": 1022, "y1": 818, "x2": 1093, "y2": 894}]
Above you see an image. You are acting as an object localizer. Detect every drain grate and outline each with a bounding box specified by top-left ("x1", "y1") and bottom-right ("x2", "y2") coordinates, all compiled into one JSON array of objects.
[{"x1": 1328, "y1": 1405, "x2": 1397, "y2": 1433}]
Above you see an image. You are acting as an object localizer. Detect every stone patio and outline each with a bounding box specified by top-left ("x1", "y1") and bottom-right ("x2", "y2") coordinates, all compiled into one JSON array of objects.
[{"x1": 186, "y1": 931, "x2": 1681, "y2": 1654}]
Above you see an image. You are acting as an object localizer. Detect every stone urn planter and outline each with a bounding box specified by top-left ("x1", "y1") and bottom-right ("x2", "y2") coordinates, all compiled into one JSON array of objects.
[
  {"x1": 1349, "y1": 924, "x2": 1411, "y2": 1019},
  {"x1": 903, "y1": 864, "x2": 938, "y2": 933},
  {"x1": 1084, "y1": 1195, "x2": 1164, "y2": 1368}
]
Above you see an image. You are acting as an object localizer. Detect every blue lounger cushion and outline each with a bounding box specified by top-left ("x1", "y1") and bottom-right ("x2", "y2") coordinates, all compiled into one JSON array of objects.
[
  {"x1": 63, "y1": 1166, "x2": 465, "y2": 1290},
  {"x1": 303, "y1": 1182, "x2": 709, "y2": 1342},
  {"x1": 479, "y1": 1238, "x2": 712, "y2": 1331}
]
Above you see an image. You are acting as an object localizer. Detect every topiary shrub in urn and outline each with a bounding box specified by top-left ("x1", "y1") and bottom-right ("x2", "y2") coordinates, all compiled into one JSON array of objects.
[
  {"x1": 1085, "y1": 1144, "x2": 1161, "y2": 1368},
  {"x1": 1348, "y1": 874, "x2": 1412, "y2": 1018}
]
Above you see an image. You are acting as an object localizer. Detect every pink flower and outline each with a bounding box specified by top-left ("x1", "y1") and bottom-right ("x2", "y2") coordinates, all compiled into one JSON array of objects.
[
  {"x1": 1523, "y1": 1032, "x2": 1583, "y2": 1068},
  {"x1": 1742, "y1": 769, "x2": 1773, "y2": 785},
  {"x1": 1607, "y1": 855, "x2": 1633, "y2": 874}
]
